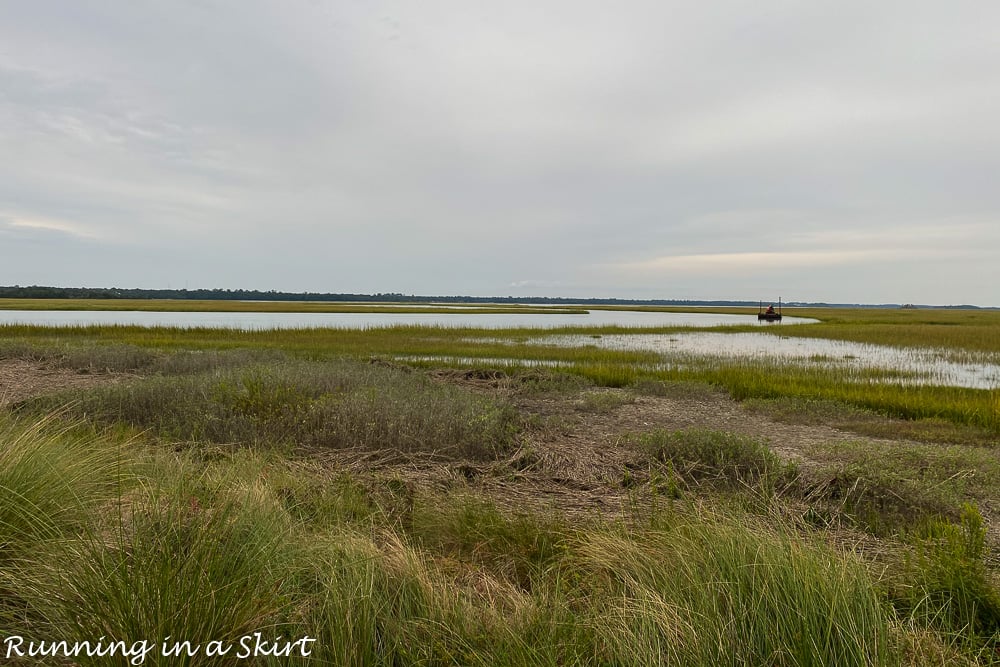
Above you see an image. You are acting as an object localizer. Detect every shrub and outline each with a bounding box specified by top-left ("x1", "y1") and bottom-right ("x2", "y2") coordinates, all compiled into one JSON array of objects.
[
  {"x1": 899, "y1": 504, "x2": 1000, "y2": 642},
  {"x1": 629, "y1": 429, "x2": 791, "y2": 491}
]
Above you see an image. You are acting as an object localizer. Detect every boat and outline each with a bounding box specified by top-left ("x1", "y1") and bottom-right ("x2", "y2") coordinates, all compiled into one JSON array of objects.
[{"x1": 758, "y1": 298, "x2": 783, "y2": 321}]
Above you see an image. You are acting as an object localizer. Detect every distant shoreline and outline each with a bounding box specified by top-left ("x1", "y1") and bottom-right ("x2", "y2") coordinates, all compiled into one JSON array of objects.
[{"x1": 0, "y1": 286, "x2": 988, "y2": 310}]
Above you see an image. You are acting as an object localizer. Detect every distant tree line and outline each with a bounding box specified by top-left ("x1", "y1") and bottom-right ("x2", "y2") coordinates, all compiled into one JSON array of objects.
[{"x1": 0, "y1": 285, "x2": 984, "y2": 309}]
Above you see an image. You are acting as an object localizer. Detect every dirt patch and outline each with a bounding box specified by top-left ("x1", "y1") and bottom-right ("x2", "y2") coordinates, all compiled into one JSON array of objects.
[
  {"x1": 512, "y1": 389, "x2": 877, "y2": 484},
  {"x1": 305, "y1": 383, "x2": 922, "y2": 519},
  {"x1": 0, "y1": 359, "x2": 129, "y2": 408}
]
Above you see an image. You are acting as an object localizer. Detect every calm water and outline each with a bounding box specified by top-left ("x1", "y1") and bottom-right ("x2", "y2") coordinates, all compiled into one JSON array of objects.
[
  {"x1": 5, "y1": 308, "x2": 993, "y2": 389},
  {"x1": 0, "y1": 309, "x2": 817, "y2": 330},
  {"x1": 541, "y1": 332, "x2": 1000, "y2": 390}
]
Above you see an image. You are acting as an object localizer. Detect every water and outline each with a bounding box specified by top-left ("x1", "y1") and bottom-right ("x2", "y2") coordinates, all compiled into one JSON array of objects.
[
  {"x1": 540, "y1": 332, "x2": 1000, "y2": 390},
  {"x1": 0, "y1": 309, "x2": 817, "y2": 330}
]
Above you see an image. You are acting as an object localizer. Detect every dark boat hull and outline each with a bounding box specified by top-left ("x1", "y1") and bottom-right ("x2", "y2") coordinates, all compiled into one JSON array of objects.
[{"x1": 758, "y1": 313, "x2": 782, "y2": 321}]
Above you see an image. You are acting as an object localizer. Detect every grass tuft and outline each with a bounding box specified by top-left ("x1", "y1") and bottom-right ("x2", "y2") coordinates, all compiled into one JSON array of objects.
[
  {"x1": 15, "y1": 484, "x2": 301, "y2": 666},
  {"x1": 629, "y1": 428, "x2": 792, "y2": 492}
]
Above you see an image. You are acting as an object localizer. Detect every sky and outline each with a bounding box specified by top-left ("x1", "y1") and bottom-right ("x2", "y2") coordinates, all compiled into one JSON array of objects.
[{"x1": 2, "y1": 1, "x2": 999, "y2": 306}]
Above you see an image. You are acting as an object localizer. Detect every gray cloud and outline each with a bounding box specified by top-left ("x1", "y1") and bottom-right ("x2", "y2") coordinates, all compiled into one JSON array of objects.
[{"x1": 2, "y1": 1, "x2": 998, "y2": 304}]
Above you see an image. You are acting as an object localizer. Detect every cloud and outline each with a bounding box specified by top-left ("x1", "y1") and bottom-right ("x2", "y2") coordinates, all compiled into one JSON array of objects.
[
  {"x1": 1, "y1": 1, "x2": 998, "y2": 304},
  {"x1": 610, "y1": 248, "x2": 954, "y2": 276},
  {"x1": 508, "y1": 280, "x2": 564, "y2": 289},
  {"x1": 2, "y1": 214, "x2": 100, "y2": 241}
]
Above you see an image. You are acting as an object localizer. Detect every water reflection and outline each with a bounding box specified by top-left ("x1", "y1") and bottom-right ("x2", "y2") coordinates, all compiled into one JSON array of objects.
[{"x1": 541, "y1": 332, "x2": 1000, "y2": 390}]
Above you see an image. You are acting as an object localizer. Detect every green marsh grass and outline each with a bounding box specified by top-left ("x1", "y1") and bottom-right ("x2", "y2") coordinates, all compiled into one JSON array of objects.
[
  {"x1": 408, "y1": 495, "x2": 566, "y2": 592},
  {"x1": 898, "y1": 505, "x2": 1000, "y2": 647},
  {"x1": 572, "y1": 511, "x2": 894, "y2": 667},
  {"x1": 742, "y1": 396, "x2": 999, "y2": 446},
  {"x1": 797, "y1": 439, "x2": 1000, "y2": 534},
  {"x1": 757, "y1": 308, "x2": 1000, "y2": 355},
  {"x1": 629, "y1": 428, "x2": 792, "y2": 494},
  {"x1": 683, "y1": 359, "x2": 1000, "y2": 433},
  {"x1": 3, "y1": 315, "x2": 995, "y2": 436},
  {"x1": 0, "y1": 415, "x2": 128, "y2": 637},
  {"x1": 17, "y1": 487, "x2": 303, "y2": 666},
  {"x1": 0, "y1": 415, "x2": 123, "y2": 564},
  {"x1": 576, "y1": 389, "x2": 636, "y2": 413}
]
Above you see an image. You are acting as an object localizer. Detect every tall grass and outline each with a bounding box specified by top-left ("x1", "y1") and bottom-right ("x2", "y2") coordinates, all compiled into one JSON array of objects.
[
  {"x1": 15, "y1": 486, "x2": 302, "y2": 666},
  {"x1": 575, "y1": 516, "x2": 894, "y2": 666},
  {"x1": 0, "y1": 415, "x2": 122, "y2": 564},
  {"x1": 0, "y1": 419, "x2": 969, "y2": 666}
]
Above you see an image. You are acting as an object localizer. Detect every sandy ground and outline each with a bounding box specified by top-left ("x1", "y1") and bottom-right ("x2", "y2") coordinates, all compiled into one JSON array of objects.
[{"x1": 0, "y1": 359, "x2": 130, "y2": 408}]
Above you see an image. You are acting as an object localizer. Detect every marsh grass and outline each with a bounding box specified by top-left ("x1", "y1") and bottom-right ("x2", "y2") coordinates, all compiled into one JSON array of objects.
[
  {"x1": 408, "y1": 496, "x2": 566, "y2": 592},
  {"x1": 571, "y1": 511, "x2": 894, "y2": 667},
  {"x1": 576, "y1": 389, "x2": 636, "y2": 413},
  {"x1": 627, "y1": 378, "x2": 723, "y2": 400},
  {"x1": 0, "y1": 415, "x2": 123, "y2": 564},
  {"x1": 762, "y1": 308, "x2": 1000, "y2": 355},
  {"x1": 878, "y1": 505, "x2": 1000, "y2": 659},
  {"x1": 1, "y1": 320, "x2": 994, "y2": 434},
  {"x1": 0, "y1": 415, "x2": 128, "y2": 637},
  {"x1": 0, "y1": 419, "x2": 981, "y2": 666},
  {"x1": 629, "y1": 429, "x2": 792, "y2": 493},
  {"x1": 798, "y1": 440, "x2": 1000, "y2": 535},
  {"x1": 25, "y1": 359, "x2": 520, "y2": 460},
  {"x1": 291, "y1": 531, "x2": 473, "y2": 666},
  {"x1": 743, "y1": 396, "x2": 998, "y2": 446},
  {"x1": 16, "y1": 487, "x2": 302, "y2": 666},
  {"x1": 688, "y1": 361, "x2": 1000, "y2": 433}
]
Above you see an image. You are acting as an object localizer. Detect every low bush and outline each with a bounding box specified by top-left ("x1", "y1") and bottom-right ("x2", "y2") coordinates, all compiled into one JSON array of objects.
[
  {"x1": 797, "y1": 440, "x2": 1000, "y2": 535},
  {"x1": 27, "y1": 359, "x2": 519, "y2": 460},
  {"x1": 895, "y1": 505, "x2": 1000, "y2": 645},
  {"x1": 629, "y1": 429, "x2": 791, "y2": 492}
]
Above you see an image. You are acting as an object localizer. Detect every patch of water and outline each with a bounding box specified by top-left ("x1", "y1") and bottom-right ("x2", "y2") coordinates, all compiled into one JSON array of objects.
[
  {"x1": 0, "y1": 309, "x2": 817, "y2": 330},
  {"x1": 540, "y1": 332, "x2": 1000, "y2": 390},
  {"x1": 396, "y1": 355, "x2": 570, "y2": 368}
]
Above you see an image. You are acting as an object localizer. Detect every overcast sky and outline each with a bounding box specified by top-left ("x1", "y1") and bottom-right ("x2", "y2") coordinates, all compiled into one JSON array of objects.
[{"x1": 2, "y1": 1, "x2": 998, "y2": 305}]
